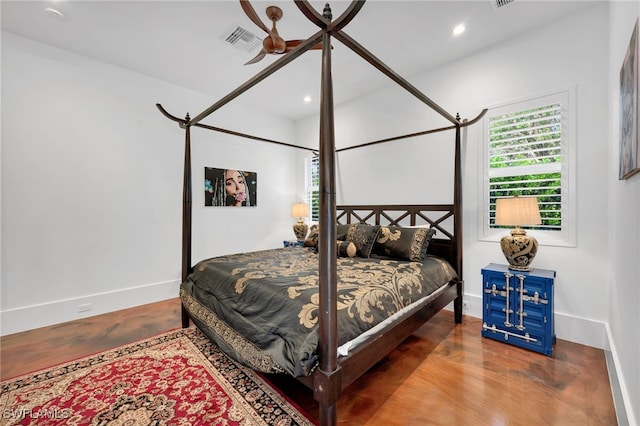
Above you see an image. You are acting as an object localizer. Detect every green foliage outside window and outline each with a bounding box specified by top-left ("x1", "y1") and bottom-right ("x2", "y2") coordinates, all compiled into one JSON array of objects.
[{"x1": 488, "y1": 104, "x2": 562, "y2": 231}]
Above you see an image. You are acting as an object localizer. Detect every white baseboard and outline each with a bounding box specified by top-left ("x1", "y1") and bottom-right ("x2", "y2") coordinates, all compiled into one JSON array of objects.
[
  {"x1": 604, "y1": 323, "x2": 636, "y2": 426},
  {"x1": 0, "y1": 279, "x2": 181, "y2": 336}
]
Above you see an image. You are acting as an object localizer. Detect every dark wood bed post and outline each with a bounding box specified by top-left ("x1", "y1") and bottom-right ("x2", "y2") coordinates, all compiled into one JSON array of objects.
[
  {"x1": 316, "y1": 5, "x2": 340, "y2": 425},
  {"x1": 181, "y1": 118, "x2": 193, "y2": 328},
  {"x1": 453, "y1": 116, "x2": 464, "y2": 324}
]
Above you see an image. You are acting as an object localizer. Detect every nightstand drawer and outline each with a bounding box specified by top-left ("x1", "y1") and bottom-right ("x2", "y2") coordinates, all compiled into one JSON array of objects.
[{"x1": 482, "y1": 322, "x2": 552, "y2": 355}]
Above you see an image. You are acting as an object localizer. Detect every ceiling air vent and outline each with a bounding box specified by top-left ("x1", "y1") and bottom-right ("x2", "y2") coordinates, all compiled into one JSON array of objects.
[
  {"x1": 222, "y1": 26, "x2": 262, "y2": 52},
  {"x1": 491, "y1": 0, "x2": 516, "y2": 11}
]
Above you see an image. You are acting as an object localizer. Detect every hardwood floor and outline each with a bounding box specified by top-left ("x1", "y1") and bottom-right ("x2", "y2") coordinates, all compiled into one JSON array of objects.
[{"x1": 1, "y1": 298, "x2": 617, "y2": 425}]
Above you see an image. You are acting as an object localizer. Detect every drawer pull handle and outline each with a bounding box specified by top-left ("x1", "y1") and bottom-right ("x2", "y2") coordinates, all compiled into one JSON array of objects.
[
  {"x1": 483, "y1": 323, "x2": 538, "y2": 343},
  {"x1": 516, "y1": 274, "x2": 526, "y2": 331},
  {"x1": 484, "y1": 284, "x2": 509, "y2": 298},
  {"x1": 504, "y1": 272, "x2": 513, "y2": 327},
  {"x1": 521, "y1": 291, "x2": 549, "y2": 305}
]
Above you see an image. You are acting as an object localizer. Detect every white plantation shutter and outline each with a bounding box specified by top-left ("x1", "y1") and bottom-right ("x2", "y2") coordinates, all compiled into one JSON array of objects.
[
  {"x1": 305, "y1": 156, "x2": 319, "y2": 221},
  {"x1": 481, "y1": 89, "x2": 576, "y2": 246}
]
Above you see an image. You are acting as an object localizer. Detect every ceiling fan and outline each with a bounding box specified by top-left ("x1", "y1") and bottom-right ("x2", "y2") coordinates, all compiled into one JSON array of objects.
[{"x1": 239, "y1": 0, "x2": 322, "y2": 65}]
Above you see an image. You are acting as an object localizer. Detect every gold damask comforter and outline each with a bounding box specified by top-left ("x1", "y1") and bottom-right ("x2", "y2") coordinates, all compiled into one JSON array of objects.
[{"x1": 180, "y1": 246, "x2": 457, "y2": 377}]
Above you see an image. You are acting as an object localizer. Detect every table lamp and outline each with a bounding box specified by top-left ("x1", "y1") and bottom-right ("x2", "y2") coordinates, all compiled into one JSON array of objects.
[
  {"x1": 291, "y1": 202, "x2": 309, "y2": 241},
  {"x1": 495, "y1": 196, "x2": 542, "y2": 271}
]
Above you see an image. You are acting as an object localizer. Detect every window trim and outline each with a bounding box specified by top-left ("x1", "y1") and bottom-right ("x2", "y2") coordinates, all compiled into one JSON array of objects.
[{"x1": 478, "y1": 87, "x2": 577, "y2": 247}]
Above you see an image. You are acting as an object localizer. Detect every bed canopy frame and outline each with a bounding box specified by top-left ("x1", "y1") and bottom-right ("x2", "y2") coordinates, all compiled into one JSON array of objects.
[{"x1": 157, "y1": 1, "x2": 486, "y2": 424}]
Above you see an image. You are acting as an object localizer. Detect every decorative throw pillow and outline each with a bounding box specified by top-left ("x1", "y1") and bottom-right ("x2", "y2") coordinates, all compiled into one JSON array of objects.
[
  {"x1": 345, "y1": 224, "x2": 381, "y2": 258},
  {"x1": 336, "y1": 224, "x2": 350, "y2": 237},
  {"x1": 337, "y1": 240, "x2": 357, "y2": 257},
  {"x1": 303, "y1": 225, "x2": 356, "y2": 257},
  {"x1": 373, "y1": 226, "x2": 436, "y2": 261},
  {"x1": 304, "y1": 224, "x2": 319, "y2": 248}
]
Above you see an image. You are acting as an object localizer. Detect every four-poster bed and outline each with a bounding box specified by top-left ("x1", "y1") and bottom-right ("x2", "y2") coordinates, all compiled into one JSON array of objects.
[{"x1": 156, "y1": 1, "x2": 486, "y2": 424}]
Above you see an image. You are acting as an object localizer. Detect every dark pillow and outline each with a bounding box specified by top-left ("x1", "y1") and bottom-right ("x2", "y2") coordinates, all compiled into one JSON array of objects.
[
  {"x1": 304, "y1": 225, "x2": 356, "y2": 258},
  {"x1": 336, "y1": 224, "x2": 350, "y2": 236},
  {"x1": 373, "y1": 226, "x2": 436, "y2": 261},
  {"x1": 345, "y1": 224, "x2": 381, "y2": 258},
  {"x1": 337, "y1": 240, "x2": 357, "y2": 257}
]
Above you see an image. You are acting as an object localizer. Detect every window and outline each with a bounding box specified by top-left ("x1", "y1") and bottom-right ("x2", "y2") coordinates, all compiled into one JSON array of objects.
[
  {"x1": 305, "y1": 155, "x2": 319, "y2": 222},
  {"x1": 480, "y1": 89, "x2": 576, "y2": 246}
]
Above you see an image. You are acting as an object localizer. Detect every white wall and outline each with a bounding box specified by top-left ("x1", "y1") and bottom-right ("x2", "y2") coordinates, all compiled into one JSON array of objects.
[
  {"x1": 297, "y1": 4, "x2": 611, "y2": 348},
  {"x1": 1, "y1": 33, "x2": 298, "y2": 335},
  {"x1": 608, "y1": 2, "x2": 640, "y2": 424}
]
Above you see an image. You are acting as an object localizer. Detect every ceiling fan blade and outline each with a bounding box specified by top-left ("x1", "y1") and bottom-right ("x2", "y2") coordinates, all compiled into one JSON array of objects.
[
  {"x1": 285, "y1": 40, "x2": 327, "y2": 52},
  {"x1": 285, "y1": 40, "x2": 303, "y2": 50},
  {"x1": 244, "y1": 50, "x2": 267, "y2": 65},
  {"x1": 239, "y1": 0, "x2": 271, "y2": 36}
]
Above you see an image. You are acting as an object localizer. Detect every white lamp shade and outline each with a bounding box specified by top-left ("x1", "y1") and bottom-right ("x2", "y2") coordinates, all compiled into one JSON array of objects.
[
  {"x1": 291, "y1": 202, "x2": 309, "y2": 218},
  {"x1": 495, "y1": 196, "x2": 541, "y2": 226}
]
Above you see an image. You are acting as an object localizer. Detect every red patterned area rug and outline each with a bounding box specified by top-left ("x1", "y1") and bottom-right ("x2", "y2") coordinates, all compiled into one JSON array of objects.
[{"x1": 0, "y1": 327, "x2": 316, "y2": 425}]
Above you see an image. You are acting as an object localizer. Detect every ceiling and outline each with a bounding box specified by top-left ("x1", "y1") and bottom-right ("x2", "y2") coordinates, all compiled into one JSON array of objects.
[{"x1": 1, "y1": 0, "x2": 598, "y2": 121}]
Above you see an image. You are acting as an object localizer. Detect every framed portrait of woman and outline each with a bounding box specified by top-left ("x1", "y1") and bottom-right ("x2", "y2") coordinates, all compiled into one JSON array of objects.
[
  {"x1": 619, "y1": 18, "x2": 640, "y2": 180},
  {"x1": 204, "y1": 167, "x2": 258, "y2": 206}
]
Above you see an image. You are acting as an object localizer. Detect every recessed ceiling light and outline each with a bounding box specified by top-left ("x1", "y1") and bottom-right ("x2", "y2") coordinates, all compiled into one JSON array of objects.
[
  {"x1": 303, "y1": 95, "x2": 312, "y2": 103},
  {"x1": 452, "y1": 23, "x2": 466, "y2": 36},
  {"x1": 45, "y1": 7, "x2": 65, "y2": 19}
]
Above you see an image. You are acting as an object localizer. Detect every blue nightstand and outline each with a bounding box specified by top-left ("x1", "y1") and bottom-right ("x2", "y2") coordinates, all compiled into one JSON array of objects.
[
  {"x1": 283, "y1": 240, "x2": 304, "y2": 248},
  {"x1": 481, "y1": 263, "x2": 556, "y2": 356}
]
